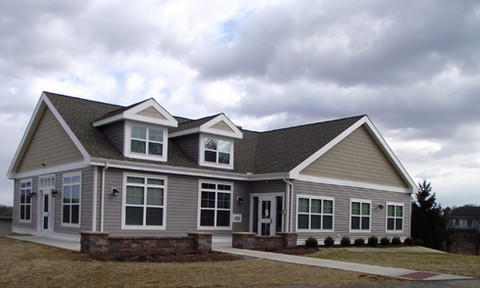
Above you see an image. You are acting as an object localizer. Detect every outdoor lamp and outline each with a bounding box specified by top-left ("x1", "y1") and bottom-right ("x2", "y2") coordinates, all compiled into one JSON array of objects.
[{"x1": 112, "y1": 188, "x2": 120, "y2": 197}]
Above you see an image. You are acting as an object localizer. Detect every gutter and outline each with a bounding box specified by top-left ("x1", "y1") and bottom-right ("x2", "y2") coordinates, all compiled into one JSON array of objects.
[{"x1": 282, "y1": 175, "x2": 294, "y2": 233}]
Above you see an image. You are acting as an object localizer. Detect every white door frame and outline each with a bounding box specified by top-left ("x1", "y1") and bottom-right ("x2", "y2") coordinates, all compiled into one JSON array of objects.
[
  {"x1": 37, "y1": 175, "x2": 55, "y2": 237},
  {"x1": 250, "y1": 193, "x2": 284, "y2": 236}
]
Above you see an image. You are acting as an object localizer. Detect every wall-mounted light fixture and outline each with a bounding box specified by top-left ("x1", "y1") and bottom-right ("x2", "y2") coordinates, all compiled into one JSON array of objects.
[
  {"x1": 236, "y1": 196, "x2": 244, "y2": 204},
  {"x1": 51, "y1": 189, "x2": 59, "y2": 197},
  {"x1": 30, "y1": 191, "x2": 37, "y2": 197},
  {"x1": 378, "y1": 203, "x2": 384, "y2": 210},
  {"x1": 112, "y1": 188, "x2": 120, "y2": 197}
]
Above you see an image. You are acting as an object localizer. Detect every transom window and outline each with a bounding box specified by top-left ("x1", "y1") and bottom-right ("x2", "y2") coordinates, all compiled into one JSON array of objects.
[
  {"x1": 297, "y1": 196, "x2": 334, "y2": 231},
  {"x1": 387, "y1": 203, "x2": 403, "y2": 231},
  {"x1": 62, "y1": 173, "x2": 81, "y2": 226},
  {"x1": 198, "y1": 181, "x2": 232, "y2": 229},
  {"x1": 19, "y1": 179, "x2": 32, "y2": 222},
  {"x1": 351, "y1": 200, "x2": 371, "y2": 231},
  {"x1": 131, "y1": 125, "x2": 164, "y2": 156},
  {"x1": 124, "y1": 175, "x2": 166, "y2": 229}
]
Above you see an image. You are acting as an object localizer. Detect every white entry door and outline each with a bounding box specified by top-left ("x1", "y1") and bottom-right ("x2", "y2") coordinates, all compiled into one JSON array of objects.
[
  {"x1": 38, "y1": 176, "x2": 55, "y2": 237},
  {"x1": 257, "y1": 196, "x2": 277, "y2": 236}
]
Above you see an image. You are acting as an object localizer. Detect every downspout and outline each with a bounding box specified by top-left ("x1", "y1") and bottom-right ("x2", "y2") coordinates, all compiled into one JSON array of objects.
[
  {"x1": 100, "y1": 162, "x2": 109, "y2": 232},
  {"x1": 92, "y1": 166, "x2": 98, "y2": 231},
  {"x1": 282, "y1": 175, "x2": 294, "y2": 233}
]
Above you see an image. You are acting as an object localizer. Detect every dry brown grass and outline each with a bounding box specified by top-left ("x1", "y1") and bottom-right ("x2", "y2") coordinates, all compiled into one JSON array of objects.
[
  {"x1": 0, "y1": 237, "x2": 407, "y2": 287},
  {"x1": 308, "y1": 246, "x2": 480, "y2": 278}
]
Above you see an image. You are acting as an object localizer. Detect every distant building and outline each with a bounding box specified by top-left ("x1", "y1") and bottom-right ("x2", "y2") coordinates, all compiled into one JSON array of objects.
[{"x1": 446, "y1": 206, "x2": 480, "y2": 255}]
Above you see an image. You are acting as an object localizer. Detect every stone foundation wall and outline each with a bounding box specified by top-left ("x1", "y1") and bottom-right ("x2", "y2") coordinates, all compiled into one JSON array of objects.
[
  {"x1": 232, "y1": 232, "x2": 297, "y2": 250},
  {"x1": 80, "y1": 231, "x2": 212, "y2": 254}
]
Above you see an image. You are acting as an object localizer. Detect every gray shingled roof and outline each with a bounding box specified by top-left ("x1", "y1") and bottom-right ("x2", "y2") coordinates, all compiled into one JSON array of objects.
[
  {"x1": 44, "y1": 92, "x2": 363, "y2": 174},
  {"x1": 448, "y1": 206, "x2": 480, "y2": 218}
]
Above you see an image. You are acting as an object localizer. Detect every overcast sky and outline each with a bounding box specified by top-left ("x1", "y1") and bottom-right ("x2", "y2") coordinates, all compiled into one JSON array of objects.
[{"x1": 1, "y1": 0, "x2": 479, "y2": 208}]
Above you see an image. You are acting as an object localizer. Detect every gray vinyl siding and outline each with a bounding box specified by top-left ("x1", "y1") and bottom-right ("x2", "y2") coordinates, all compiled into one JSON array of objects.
[
  {"x1": 173, "y1": 134, "x2": 199, "y2": 163},
  {"x1": 102, "y1": 122, "x2": 125, "y2": 154},
  {"x1": 251, "y1": 180, "x2": 286, "y2": 195},
  {"x1": 301, "y1": 125, "x2": 408, "y2": 188},
  {"x1": 17, "y1": 108, "x2": 83, "y2": 173},
  {"x1": 210, "y1": 120, "x2": 234, "y2": 132},
  {"x1": 101, "y1": 169, "x2": 250, "y2": 237},
  {"x1": 12, "y1": 178, "x2": 37, "y2": 230},
  {"x1": 53, "y1": 167, "x2": 94, "y2": 235},
  {"x1": 292, "y1": 180, "x2": 411, "y2": 243}
]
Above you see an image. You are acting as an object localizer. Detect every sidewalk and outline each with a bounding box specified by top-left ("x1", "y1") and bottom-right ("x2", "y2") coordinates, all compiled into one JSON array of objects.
[
  {"x1": 212, "y1": 243, "x2": 474, "y2": 281},
  {"x1": 7, "y1": 235, "x2": 80, "y2": 252}
]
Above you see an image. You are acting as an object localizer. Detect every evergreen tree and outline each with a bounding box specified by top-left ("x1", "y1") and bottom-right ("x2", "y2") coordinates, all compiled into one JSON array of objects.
[{"x1": 411, "y1": 180, "x2": 446, "y2": 250}]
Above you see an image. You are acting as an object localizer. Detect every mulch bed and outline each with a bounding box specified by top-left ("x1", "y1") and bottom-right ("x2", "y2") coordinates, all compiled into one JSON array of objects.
[{"x1": 90, "y1": 250, "x2": 241, "y2": 263}]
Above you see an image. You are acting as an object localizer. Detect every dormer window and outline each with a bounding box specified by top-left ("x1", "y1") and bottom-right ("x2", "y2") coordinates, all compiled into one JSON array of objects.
[
  {"x1": 125, "y1": 122, "x2": 168, "y2": 161},
  {"x1": 199, "y1": 135, "x2": 233, "y2": 169},
  {"x1": 131, "y1": 125, "x2": 164, "y2": 156}
]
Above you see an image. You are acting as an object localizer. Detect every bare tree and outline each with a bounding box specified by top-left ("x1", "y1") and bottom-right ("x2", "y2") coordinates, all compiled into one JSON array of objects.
[{"x1": 465, "y1": 221, "x2": 480, "y2": 255}]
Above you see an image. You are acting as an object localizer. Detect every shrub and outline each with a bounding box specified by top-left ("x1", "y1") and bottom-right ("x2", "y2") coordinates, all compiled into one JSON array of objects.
[
  {"x1": 368, "y1": 236, "x2": 378, "y2": 247},
  {"x1": 324, "y1": 236, "x2": 335, "y2": 247},
  {"x1": 404, "y1": 237, "x2": 413, "y2": 245},
  {"x1": 391, "y1": 236, "x2": 401, "y2": 245},
  {"x1": 340, "y1": 236, "x2": 351, "y2": 247},
  {"x1": 305, "y1": 236, "x2": 318, "y2": 248},
  {"x1": 354, "y1": 238, "x2": 365, "y2": 247},
  {"x1": 413, "y1": 239, "x2": 424, "y2": 246},
  {"x1": 380, "y1": 237, "x2": 390, "y2": 246}
]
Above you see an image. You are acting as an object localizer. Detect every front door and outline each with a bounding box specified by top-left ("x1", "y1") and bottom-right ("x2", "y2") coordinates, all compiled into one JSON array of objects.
[
  {"x1": 38, "y1": 176, "x2": 55, "y2": 237},
  {"x1": 255, "y1": 195, "x2": 283, "y2": 236}
]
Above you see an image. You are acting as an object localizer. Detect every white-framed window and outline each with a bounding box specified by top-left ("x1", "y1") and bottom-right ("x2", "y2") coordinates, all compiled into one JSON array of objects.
[
  {"x1": 350, "y1": 199, "x2": 371, "y2": 232},
  {"x1": 386, "y1": 202, "x2": 404, "y2": 232},
  {"x1": 122, "y1": 174, "x2": 167, "y2": 230},
  {"x1": 19, "y1": 179, "x2": 32, "y2": 222},
  {"x1": 62, "y1": 173, "x2": 81, "y2": 227},
  {"x1": 199, "y1": 135, "x2": 234, "y2": 169},
  {"x1": 198, "y1": 180, "x2": 232, "y2": 230},
  {"x1": 296, "y1": 195, "x2": 334, "y2": 231},
  {"x1": 124, "y1": 121, "x2": 168, "y2": 161}
]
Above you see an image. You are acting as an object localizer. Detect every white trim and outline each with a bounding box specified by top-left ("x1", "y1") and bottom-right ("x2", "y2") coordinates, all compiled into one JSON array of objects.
[
  {"x1": 61, "y1": 172, "x2": 82, "y2": 228},
  {"x1": 296, "y1": 194, "x2": 335, "y2": 232},
  {"x1": 37, "y1": 174, "x2": 56, "y2": 237},
  {"x1": 289, "y1": 116, "x2": 416, "y2": 192},
  {"x1": 169, "y1": 114, "x2": 243, "y2": 139},
  {"x1": 349, "y1": 199, "x2": 372, "y2": 233},
  {"x1": 92, "y1": 98, "x2": 178, "y2": 128},
  {"x1": 295, "y1": 174, "x2": 412, "y2": 194},
  {"x1": 199, "y1": 134, "x2": 234, "y2": 170},
  {"x1": 121, "y1": 173, "x2": 167, "y2": 230},
  {"x1": 19, "y1": 179, "x2": 33, "y2": 223},
  {"x1": 124, "y1": 121, "x2": 168, "y2": 162},
  {"x1": 197, "y1": 179, "x2": 233, "y2": 231},
  {"x1": 9, "y1": 161, "x2": 88, "y2": 179},
  {"x1": 385, "y1": 202, "x2": 405, "y2": 233}
]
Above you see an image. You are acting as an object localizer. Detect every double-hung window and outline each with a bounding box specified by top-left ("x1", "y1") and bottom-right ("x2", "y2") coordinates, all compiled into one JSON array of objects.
[
  {"x1": 126, "y1": 122, "x2": 167, "y2": 161},
  {"x1": 350, "y1": 199, "x2": 371, "y2": 231},
  {"x1": 198, "y1": 181, "x2": 232, "y2": 229},
  {"x1": 200, "y1": 135, "x2": 233, "y2": 169},
  {"x1": 124, "y1": 175, "x2": 166, "y2": 229},
  {"x1": 297, "y1": 196, "x2": 334, "y2": 231},
  {"x1": 386, "y1": 203, "x2": 404, "y2": 231},
  {"x1": 19, "y1": 179, "x2": 32, "y2": 222},
  {"x1": 62, "y1": 173, "x2": 81, "y2": 226}
]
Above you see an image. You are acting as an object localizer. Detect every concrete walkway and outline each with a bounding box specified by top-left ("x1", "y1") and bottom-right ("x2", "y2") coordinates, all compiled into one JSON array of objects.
[
  {"x1": 212, "y1": 243, "x2": 474, "y2": 281},
  {"x1": 7, "y1": 235, "x2": 80, "y2": 252}
]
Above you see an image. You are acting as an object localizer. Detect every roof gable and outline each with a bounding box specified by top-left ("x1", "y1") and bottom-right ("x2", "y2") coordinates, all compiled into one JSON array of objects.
[
  {"x1": 290, "y1": 116, "x2": 416, "y2": 191},
  {"x1": 92, "y1": 98, "x2": 178, "y2": 128},
  {"x1": 170, "y1": 113, "x2": 243, "y2": 139}
]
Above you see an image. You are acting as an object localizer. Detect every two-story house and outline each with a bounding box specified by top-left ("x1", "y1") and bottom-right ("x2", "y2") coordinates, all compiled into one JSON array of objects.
[{"x1": 8, "y1": 92, "x2": 416, "y2": 244}]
